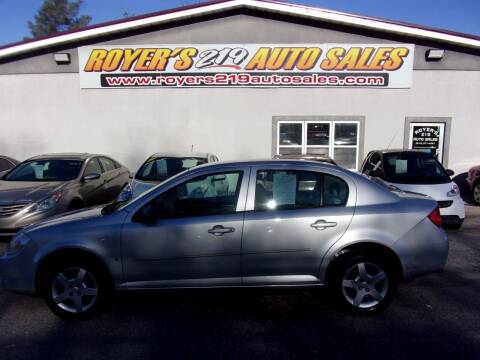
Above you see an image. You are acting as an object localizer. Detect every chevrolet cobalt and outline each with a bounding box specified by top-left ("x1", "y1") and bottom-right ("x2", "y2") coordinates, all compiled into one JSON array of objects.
[{"x1": 0, "y1": 160, "x2": 448, "y2": 319}]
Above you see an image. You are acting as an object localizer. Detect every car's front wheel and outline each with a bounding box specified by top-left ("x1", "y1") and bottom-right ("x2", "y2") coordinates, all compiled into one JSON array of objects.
[
  {"x1": 40, "y1": 259, "x2": 113, "y2": 320},
  {"x1": 328, "y1": 253, "x2": 397, "y2": 314}
]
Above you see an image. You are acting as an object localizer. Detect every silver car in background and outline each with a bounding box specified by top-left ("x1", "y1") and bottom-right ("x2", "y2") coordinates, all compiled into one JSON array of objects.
[
  {"x1": 0, "y1": 153, "x2": 130, "y2": 242},
  {"x1": 0, "y1": 160, "x2": 448, "y2": 320},
  {"x1": 119, "y1": 152, "x2": 218, "y2": 200}
]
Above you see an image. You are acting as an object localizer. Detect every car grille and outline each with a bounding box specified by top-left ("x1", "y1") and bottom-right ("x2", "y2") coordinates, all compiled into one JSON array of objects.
[
  {"x1": 437, "y1": 200, "x2": 453, "y2": 208},
  {"x1": 0, "y1": 228, "x2": 22, "y2": 243},
  {"x1": 0, "y1": 203, "x2": 29, "y2": 217}
]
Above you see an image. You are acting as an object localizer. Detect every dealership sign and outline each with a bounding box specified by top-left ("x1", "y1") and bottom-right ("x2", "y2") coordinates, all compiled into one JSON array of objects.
[{"x1": 78, "y1": 44, "x2": 414, "y2": 88}]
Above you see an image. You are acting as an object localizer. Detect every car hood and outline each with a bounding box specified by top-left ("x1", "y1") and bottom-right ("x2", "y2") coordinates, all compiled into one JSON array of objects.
[
  {"x1": 131, "y1": 178, "x2": 160, "y2": 198},
  {"x1": 23, "y1": 206, "x2": 104, "y2": 232},
  {"x1": 386, "y1": 181, "x2": 454, "y2": 201},
  {"x1": 0, "y1": 180, "x2": 69, "y2": 203}
]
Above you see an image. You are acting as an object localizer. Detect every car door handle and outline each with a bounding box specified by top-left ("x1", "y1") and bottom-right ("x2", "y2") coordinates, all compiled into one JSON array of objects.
[
  {"x1": 311, "y1": 220, "x2": 337, "y2": 230},
  {"x1": 208, "y1": 225, "x2": 235, "y2": 236}
]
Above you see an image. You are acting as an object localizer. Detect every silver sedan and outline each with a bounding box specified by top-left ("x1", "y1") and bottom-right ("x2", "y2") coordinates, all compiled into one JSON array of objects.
[{"x1": 0, "y1": 160, "x2": 448, "y2": 320}]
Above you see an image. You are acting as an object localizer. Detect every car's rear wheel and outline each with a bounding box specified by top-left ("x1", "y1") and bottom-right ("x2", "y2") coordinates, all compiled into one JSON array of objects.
[
  {"x1": 328, "y1": 253, "x2": 397, "y2": 314},
  {"x1": 473, "y1": 183, "x2": 480, "y2": 205},
  {"x1": 41, "y1": 259, "x2": 113, "y2": 320}
]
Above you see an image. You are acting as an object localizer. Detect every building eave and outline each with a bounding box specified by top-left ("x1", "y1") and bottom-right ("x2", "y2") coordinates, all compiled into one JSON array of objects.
[{"x1": 0, "y1": 0, "x2": 479, "y2": 60}]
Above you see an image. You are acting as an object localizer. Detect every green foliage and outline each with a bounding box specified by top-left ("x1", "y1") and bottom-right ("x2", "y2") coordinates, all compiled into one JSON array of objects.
[{"x1": 28, "y1": 0, "x2": 91, "y2": 38}]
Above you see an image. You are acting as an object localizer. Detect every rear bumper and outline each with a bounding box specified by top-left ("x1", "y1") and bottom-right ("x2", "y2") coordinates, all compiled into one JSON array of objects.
[
  {"x1": 438, "y1": 195, "x2": 465, "y2": 219},
  {"x1": 441, "y1": 215, "x2": 464, "y2": 227},
  {"x1": 392, "y1": 218, "x2": 449, "y2": 282}
]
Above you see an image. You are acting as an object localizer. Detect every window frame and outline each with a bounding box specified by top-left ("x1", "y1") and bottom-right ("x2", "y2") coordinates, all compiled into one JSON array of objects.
[{"x1": 273, "y1": 117, "x2": 363, "y2": 170}]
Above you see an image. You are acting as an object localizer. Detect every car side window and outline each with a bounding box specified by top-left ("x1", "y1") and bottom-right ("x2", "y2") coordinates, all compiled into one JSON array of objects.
[
  {"x1": 99, "y1": 157, "x2": 116, "y2": 172},
  {"x1": 255, "y1": 170, "x2": 348, "y2": 211},
  {"x1": 323, "y1": 174, "x2": 348, "y2": 206},
  {"x1": 84, "y1": 158, "x2": 102, "y2": 175},
  {"x1": 255, "y1": 170, "x2": 322, "y2": 211},
  {"x1": 147, "y1": 171, "x2": 243, "y2": 219}
]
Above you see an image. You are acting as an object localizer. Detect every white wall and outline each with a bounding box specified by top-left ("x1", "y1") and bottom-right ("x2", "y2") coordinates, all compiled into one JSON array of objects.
[{"x1": 0, "y1": 70, "x2": 479, "y2": 174}]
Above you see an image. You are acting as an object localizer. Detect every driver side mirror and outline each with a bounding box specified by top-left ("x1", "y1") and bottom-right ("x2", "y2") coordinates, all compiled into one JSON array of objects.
[
  {"x1": 446, "y1": 169, "x2": 455, "y2": 177},
  {"x1": 132, "y1": 203, "x2": 157, "y2": 224},
  {"x1": 369, "y1": 168, "x2": 383, "y2": 178},
  {"x1": 82, "y1": 173, "x2": 101, "y2": 182}
]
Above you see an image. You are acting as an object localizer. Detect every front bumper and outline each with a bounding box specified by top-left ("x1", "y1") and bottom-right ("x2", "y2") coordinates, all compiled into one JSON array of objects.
[{"x1": 0, "y1": 240, "x2": 38, "y2": 293}]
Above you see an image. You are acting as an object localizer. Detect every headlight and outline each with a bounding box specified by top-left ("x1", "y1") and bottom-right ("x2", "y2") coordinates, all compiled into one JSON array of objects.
[
  {"x1": 117, "y1": 183, "x2": 133, "y2": 202},
  {"x1": 26, "y1": 192, "x2": 62, "y2": 214},
  {"x1": 4, "y1": 233, "x2": 31, "y2": 256},
  {"x1": 446, "y1": 184, "x2": 460, "y2": 197}
]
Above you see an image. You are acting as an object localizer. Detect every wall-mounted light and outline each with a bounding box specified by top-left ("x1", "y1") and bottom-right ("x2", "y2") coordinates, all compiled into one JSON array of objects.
[
  {"x1": 425, "y1": 49, "x2": 445, "y2": 61},
  {"x1": 53, "y1": 53, "x2": 71, "y2": 64}
]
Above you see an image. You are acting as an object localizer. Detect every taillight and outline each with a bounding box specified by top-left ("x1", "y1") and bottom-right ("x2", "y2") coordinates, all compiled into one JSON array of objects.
[{"x1": 428, "y1": 207, "x2": 442, "y2": 227}]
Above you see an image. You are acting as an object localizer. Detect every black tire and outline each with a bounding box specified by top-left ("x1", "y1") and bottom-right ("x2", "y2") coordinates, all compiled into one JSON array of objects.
[
  {"x1": 327, "y1": 252, "x2": 398, "y2": 314},
  {"x1": 40, "y1": 257, "x2": 113, "y2": 321}
]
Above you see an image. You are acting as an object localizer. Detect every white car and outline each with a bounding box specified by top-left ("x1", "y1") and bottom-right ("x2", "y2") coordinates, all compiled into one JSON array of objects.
[
  {"x1": 118, "y1": 152, "x2": 219, "y2": 201},
  {"x1": 361, "y1": 150, "x2": 465, "y2": 229}
]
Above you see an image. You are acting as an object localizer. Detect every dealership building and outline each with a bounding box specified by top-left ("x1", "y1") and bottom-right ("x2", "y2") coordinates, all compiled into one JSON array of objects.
[{"x1": 0, "y1": 0, "x2": 479, "y2": 173}]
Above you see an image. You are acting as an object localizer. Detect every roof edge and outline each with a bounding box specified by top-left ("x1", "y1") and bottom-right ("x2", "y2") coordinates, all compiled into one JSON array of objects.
[{"x1": 0, "y1": 0, "x2": 479, "y2": 60}]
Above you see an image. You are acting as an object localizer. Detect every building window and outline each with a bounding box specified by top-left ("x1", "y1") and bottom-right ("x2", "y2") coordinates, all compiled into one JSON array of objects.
[{"x1": 276, "y1": 119, "x2": 361, "y2": 170}]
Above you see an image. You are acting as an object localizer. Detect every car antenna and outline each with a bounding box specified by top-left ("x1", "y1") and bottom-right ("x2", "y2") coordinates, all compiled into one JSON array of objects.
[
  {"x1": 386, "y1": 127, "x2": 401, "y2": 150},
  {"x1": 191, "y1": 144, "x2": 194, "y2": 152}
]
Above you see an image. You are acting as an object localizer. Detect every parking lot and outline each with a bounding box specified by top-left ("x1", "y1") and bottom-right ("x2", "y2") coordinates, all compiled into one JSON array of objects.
[{"x1": 0, "y1": 205, "x2": 478, "y2": 360}]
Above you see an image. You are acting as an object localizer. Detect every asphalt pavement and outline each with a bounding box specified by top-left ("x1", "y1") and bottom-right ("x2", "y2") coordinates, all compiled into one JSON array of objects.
[{"x1": 0, "y1": 206, "x2": 479, "y2": 360}]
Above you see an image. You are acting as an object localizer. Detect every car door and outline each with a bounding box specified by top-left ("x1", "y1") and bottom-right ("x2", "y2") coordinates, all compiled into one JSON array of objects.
[
  {"x1": 121, "y1": 166, "x2": 250, "y2": 288},
  {"x1": 241, "y1": 165, "x2": 355, "y2": 286},
  {"x1": 81, "y1": 157, "x2": 108, "y2": 206},
  {"x1": 98, "y1": 157, "x2": 121, "y2": 201}
]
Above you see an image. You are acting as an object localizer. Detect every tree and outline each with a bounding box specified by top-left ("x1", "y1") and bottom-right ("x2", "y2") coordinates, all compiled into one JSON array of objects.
[{"x1": 28, "y1": 0, "x2": 91, "y2": 38}]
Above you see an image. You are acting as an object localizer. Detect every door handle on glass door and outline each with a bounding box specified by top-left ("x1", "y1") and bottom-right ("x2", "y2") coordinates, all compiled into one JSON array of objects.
[
  {"x1": 311, "y1": 220, "x2": 337, "y2": 230},
  {"x1": 208, "y1": 225, "x2": 235, "y2": 236}
]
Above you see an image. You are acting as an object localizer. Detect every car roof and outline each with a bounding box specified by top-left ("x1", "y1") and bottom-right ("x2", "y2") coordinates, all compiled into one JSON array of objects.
[
  {"x1": 372, "y1": 149, "x2": 435, "y2": 155},
  {"x1": 26, "y1": 153, "x2": 99, "y2": 161},
  {"x1": 273, "y1": 154, "x2": 336, "y2": 162},
  {"x1": 193, "y1": 159, "x2": 343, "y2": 172},
  {"x1": 149, "y1": 152, "x2": 213, "y2": 159}
]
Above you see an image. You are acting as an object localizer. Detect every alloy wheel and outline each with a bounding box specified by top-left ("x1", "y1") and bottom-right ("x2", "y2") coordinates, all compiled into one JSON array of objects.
[
  {"x1": 51, "y1": 267, "x2": 98, "y2": 314},
  {"x1": 341, "y1": 262, "x2": 388, "y2": 309}
]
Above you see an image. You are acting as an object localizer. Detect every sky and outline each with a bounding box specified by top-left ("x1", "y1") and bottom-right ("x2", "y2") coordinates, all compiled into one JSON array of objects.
[{"x1": 0, "y1": 0, "x2": 479, "y2": 47}]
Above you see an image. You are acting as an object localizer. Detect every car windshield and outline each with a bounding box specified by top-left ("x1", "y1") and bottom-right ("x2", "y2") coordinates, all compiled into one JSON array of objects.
[
  {"x1": 136, "y1": 157, "x2": 207, "y2": 181},
  {"x1": 383, "y1": 152, "x2": 450, "y2": 184},
  {"x1": 3, "y1": 159, "x2": 83, "y2": 182}
]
